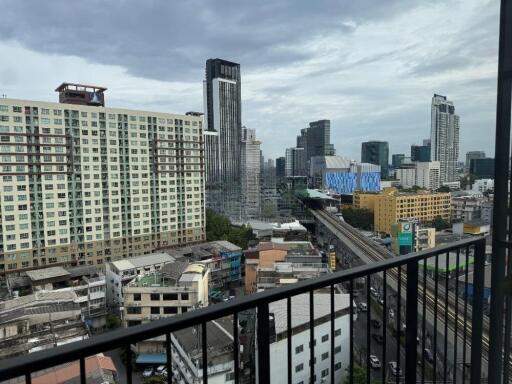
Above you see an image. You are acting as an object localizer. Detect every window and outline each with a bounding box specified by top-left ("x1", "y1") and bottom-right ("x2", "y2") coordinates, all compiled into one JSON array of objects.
[
  {"x1": 334, "y1": 329, "x2": 341, "y2": 337},
  {"x1": 335, "y1": 362, "x2": 342, "y2": 371},
  {"x1": 321, "y1": 369, "x2": 329, "y2": 378},
  {"x1": 321, "y1": 334, "x2": 329, "y2": 342},
  {"x1": 150, "y1": 293, "x2": 160, "y2": 301},
  {"x1": 163, "y1": 293, "x2": 178, "y2": 300},
  {"x1": 150, "y1": 307, "x2": 160, "y2": 315},
  {"x1": 127, "y1": 307, "x2": 141, "y2": 314},
  {"x1": 163, "y1": 307, "x2": 178, "y2": 314},
  {"x1": 321, "y1": 352, "x2": 329, "y2": 361},
  {"x1": 133, "y1": 293, "x2": 141, "y2": 301},
  {"x1": 181, "y1": 293, "x2": 189, "y2": 300},
  {"x1": 295, "y1": 363, "x2": 303, "y2": 373},
  {"x1": 295, "y1": 345, "x2": 304, "y2": 354},
  {"x1": 334, "y1": 346, "x2": 341, "y2": 354}
]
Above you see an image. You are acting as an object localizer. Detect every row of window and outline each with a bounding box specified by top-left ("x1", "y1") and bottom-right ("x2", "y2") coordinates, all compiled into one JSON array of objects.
[{"x1": 132, "y1": 293, "x2": 190, "y2": 301}]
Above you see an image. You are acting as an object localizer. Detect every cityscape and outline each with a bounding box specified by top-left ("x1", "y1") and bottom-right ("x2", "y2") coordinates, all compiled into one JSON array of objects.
[{"x1": 0, "y1": 2, "x2": 510, "y2": 384}]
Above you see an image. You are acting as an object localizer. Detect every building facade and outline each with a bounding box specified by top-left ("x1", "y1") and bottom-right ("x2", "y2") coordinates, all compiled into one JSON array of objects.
[
  {"x1": 240, "y1": 127, "x2": 261, "y2": 219},
  {"x1": 395, "y1": 161, "x2": 440, "y2": 190},
  {"x1": 430, "y1": 94, "x2": 460, "y2": 183},
  {"x1": 390, "y1": 219, "x2": 435, "y2": 255},
  {"x1": 465, "y1": 151, "x2": 486, "y2": 173},
  {"x1": 470, "y1": 158, "x2": 495, "y2": 179},
  {"x1": 472, "y1": 178, "x2": 494, "y2": 193},
  {"x1": 361, "y1": 141, "x2": 389, "y2": 179},
  {"x1": 275, "y1": 157, "x2": 286, "y2": 179},
  {"x1": 411, "y1": 144, "x2": 431, "y2": 162},
  {"x1": 0, "y1": 86, "x2": 205, "y2": 273},
  {"x1": 391, "y1": 154, "x2": 405, "y2": 168},
  {"x1": 285, "y1": 147, "x2": 307, "y2": 177},
  {"x1": 354, "y1": 187, "x2": 451, "y2": 234},
  {"x1": 203, "y1": 58, "x2": 242, "y2": 219}
]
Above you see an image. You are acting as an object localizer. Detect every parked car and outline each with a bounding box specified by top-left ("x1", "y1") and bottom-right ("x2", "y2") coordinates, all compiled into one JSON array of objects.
[
  {"x1": 424, "y1": 348, "x2": 434, "y2": 363},
  {"x1": 358, "y1": 302, "x2": 367, "y2": 312},
  {"x1": 371, "y1": 319, "x2": 382, "y2": 329},
  {"x1": 142, "y1": 367, "x2": 154, "y2": 378},
  {"x1": 370, "y1": 355, "x2": 381, "y2": 369},
  {"x1": 378, "y1": 298, "x2": 384, "y2": 306},
  {"x1": 372, "y1": 333, "x2": 384, "y2": 344},
  {"x1": 155, "y1": 365, "x2": 167, "y2": 376},
  {"x1": 388, "y1": 361, "x2": 402, "y2": 377},
  {"x1": 370, "y1": 287, "x2": 379, "y2": 297}
]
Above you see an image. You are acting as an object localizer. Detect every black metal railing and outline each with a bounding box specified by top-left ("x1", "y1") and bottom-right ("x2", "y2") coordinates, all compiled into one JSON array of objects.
[{"x1": 0, "y1": 237, "x2": 490, "y2": 383}]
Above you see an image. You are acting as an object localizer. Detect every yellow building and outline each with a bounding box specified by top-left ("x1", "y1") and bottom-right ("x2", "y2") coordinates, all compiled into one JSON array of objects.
[{"x1": 354, "y1": 187, "x2": 451, "y2": 234}]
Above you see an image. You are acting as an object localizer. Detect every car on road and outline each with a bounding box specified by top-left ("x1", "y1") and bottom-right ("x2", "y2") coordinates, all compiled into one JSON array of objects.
[
  {"x1": 156, "y1": 365, "x2": 167, "y2": 376},
  {"x1": 424, "y1": 348, "x2": 434, "y2": 363},
  {"x1": 358, "y1": 302, "x2": 367, "y2": 312},
  {"x1": 388, "y1": 361, "x2": 402, "y2": 377},
  {"x1": 371, "y1": 319, "x2": 381, "y2": 329},
  {"x1": 372, "y1": 333, "x2": 384, "y2": 344},
  {"x1": 370, "y1": 287, "x2": 379, "y2": 297},
  {"x1": 142, "y1": 367, "x2": 154, "y2": 377},
  {"x1": 389, "y1": 309, "x2": 395, "y2": 319},
  {"x1": 378, "y1": 298, "x2": 384, "y2": 306},
  {"x1": 369, "y1": 355, "x2": 381, "y2": 369}
]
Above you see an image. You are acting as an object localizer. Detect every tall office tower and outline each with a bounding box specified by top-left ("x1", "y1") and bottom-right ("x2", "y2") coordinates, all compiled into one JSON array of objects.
[
  {"x1": 285, "y1": 148, "x2": 307, "y2": 177},
  {"x1": 296, "y1": 120, "x2": 335, "y2": 162},
  {"x1": 276, "y1": 157, "x2": 286, "y2": 178},
  {"x1": 411, "y1": 144, "x2": 431, "y2": 162},
  {"x1": 203, "y1": 58, "x2": 242, "y2": 219},
  {"x1": 423, "y1": 139, "x2": 431, "y2": 147},
  {"x1": 240, "y1": 127, "x2": 261, "y2": 219},
  {"x1": 392, "y1": 154, "x2": 405, "y2": 168},
  {"x1": 430, "y1": 94, "x2": 460, "y2": 183},
  {"x1": 361, "y1": 141, "x2": 389, "y2": 178},
  {"x1": 0, "y1": 83, "x2": 205, "y2": 273},
  {"x1": 465, "y1": 151, "x2": 486, "y2": 173}
]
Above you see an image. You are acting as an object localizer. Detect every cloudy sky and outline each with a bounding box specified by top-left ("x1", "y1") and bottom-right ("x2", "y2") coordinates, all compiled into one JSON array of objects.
[{"x1": 0, "y1": 0, "x2": 499, "y2": 161}]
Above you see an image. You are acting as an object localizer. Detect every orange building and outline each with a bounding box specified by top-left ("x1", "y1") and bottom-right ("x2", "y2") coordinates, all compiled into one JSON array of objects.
[{"x1": 244, "y1": 243, "x2": 289, "y2": 294}]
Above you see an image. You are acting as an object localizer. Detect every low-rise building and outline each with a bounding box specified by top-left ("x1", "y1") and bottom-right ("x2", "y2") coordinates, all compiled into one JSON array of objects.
[
  {"x1": 269, "y1": 293, "x2": 352, "y2": 384},
  {"x1": 123, "y1": 262, "x2": 208, "y2": 327},
  {"x1": 472, "y1": 178, "x2": 494, "y2": 193},
  {"x1": 395, "y1": 161, "x2": 441, "y2": 190},
  {"x1": 451, "y1": 192, "x2": 493, "y2": 224},
  {"x1": 354, "y1": 187, "x2": 451, "y2": 234},
  {"x1": 390, "y1": 219, "x2": 435, "y2": 255},
  {"x1": 463, "y1": 220, "x2": 491, "y2": 235}
]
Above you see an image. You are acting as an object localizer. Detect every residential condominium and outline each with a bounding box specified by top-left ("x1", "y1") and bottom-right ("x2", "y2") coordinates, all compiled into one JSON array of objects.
[
  {"x1": 0, "y1": 83, "x2": 205, "y2": 273},
  {"x1": 240, "y1": 127, "x2": 261, "y2": 219},
  {"x1": 354, "y1": 187, "x2": 451, "y2": 234},
  {"x1": 394, "y1": 161, "x2": 440, "y2": 190}
]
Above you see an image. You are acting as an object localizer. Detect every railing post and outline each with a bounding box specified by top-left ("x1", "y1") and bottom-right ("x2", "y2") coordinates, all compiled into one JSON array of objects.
[
  {"x1": 257, "y1": 303, "x2": 271, "y2": 384},
  {"x1": 405, "y1": 260, "x2": 418, "y2": 383},
  {"x1": 470, "y1": 239, "x2": 486, "y2": 384}
]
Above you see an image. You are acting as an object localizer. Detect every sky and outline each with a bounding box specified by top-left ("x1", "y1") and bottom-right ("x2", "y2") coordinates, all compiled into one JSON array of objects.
[{"x1": 0, "y1": 0, "x2": 500, "y2": 161}]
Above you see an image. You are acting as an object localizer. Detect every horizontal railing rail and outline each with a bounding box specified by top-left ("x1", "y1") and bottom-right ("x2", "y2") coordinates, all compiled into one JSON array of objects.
[{"x1": 0, "y1": 236, "x2": 487, "y2": 384}]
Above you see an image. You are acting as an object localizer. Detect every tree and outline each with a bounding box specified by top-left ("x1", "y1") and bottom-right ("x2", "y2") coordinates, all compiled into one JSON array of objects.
[
  {"x1": 460, "y1": 174, "x2": 477, "y2": 190},
  {"x1": 431, "y1": 215, "x2": 451, "y2": 230},
  {"x1": 343, "y1": 364, "x2": 380, "y2": 384},
  {"x1": 106, "y1": 314, "x2": 121, "y2": 329},
  {"x1": 341, "y1": 207, "x2": 374, "y2": 231},
  {"x1": 205, "y1": 209, "x2": 255, "y2": 249},
  {"x1": 143, "y1": 377, "x2": 165, "y2": 384},
  {"x1": 436, "y1": 185, "x2": 451, "y2": 193}
]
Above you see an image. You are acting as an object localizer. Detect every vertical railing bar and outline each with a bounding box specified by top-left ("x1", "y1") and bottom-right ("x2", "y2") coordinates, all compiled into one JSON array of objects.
[
  {"x1": 396, "y1": 266, "x2": 402, "y2": 384},
  {"x1": 504, "y1": 172, "x2": 512, "y2": 384},
  {"x1": 233, "y1": 312, "x2": 240, "y2": 384},
  {"x1": 462, "y1": 245, "x2": 469, "y2": 383},
  {"x1": 405, "y1": 260, "x2": 418, "y2": 384},
  {"x1": 453, "y1": 248, "x2": 460, "y2": 384},
  {"x1": 80, "y1": 357, "x2": 86, "y2": 384},
  {"x1": 470, "y1": 240, "x2": 485, "y2": 384},
  {"x1": 434, "y1": 253, "x2": 439, "y2": 384},
  {"x1": 310, "y1": 290, "x2": 315, "y2": 383},
  {"x1": 422, "y1": 257, "x2": 427, "y2": 384},
  {"x1": 383, "y1": 270, "x2": 387, "y2": 384},
  {"x1": 257, "y1": 303, "x2": 271, "y2": 384},
  {"x1": 25, "y1": 373, "x2": 31, "y2": 384},
  {"x1": 366, "y1": 275, "x2": 371, "y2": 384},
  {"x1": 287, "y1": 296, "x2": 292, "y2": 384},
  {"x1": 202, "y1": 322, "x2": 208, "y2": 384},
  {"x1": 166, "y1": 332, "x2": 172, "y2": 384},
  {"x1": 125, "y1": 344, "x2": 133, "y2": 384},
  {"x1": 350, "y1": 279, "x2": 354, "y2": 384},
  {"x1": 330, "y1": 284, "x2": 335, "y2": 384},
  {"x1": 443, "y1": 251, "x2": 449, "y2": 382}
]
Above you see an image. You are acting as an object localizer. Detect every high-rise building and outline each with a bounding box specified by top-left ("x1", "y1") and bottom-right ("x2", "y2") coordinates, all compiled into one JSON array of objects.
[
  {"x1": 240, "y1": 127, "x2": 261, "y2": 219},
  {"x1": 395, "y1": 161, "x2": 441, "y2": 190},
  {"x1": 0, "y1": 84, "x2": 205, "y2": 273},
  {"x1": 470, "y1": 158, "x2": 495, "y2": 179},
  {"x1": 411, "y1": 144, "x2": 431, "y2": 162},
  {"x1": 465, "y1": 151, "x2": 486, "y2": 173},
  {"x1": 285, "y1": 147, "x2": 307, "y2": 177},
  {"x1": 276, "y1": 157, "x2": 286, "y2": 179},
  {"x1": 430, "y1": 94, "x2": 460, "y2": 183},
  {"x1": 296, "y1": 120, "x2": 335, "y2": 162},
  {"x1": 391, "y1": 154, "x2": 405, "y2": 168},
  {"x1": 203, "y1": 58, "x2": 242, "y2": 219},
  {"x1": 361, "y1": 141, "x2": 389, "y2": 178}
]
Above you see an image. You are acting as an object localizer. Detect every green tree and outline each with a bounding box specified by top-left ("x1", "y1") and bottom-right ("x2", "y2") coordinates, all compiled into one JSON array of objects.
[
  {"x1": 205, "y1": 209, "x2": 255, "y2": 249},
  {"x1": 341, "y1": 207, "x2": 374, "y2": 231},
  {"x1": 106, "y1": 314, "x2": 121, "y2": 329},
  {"x1": 436, "y1": 185, "x2": 452, "y2": 193},
  {"x1": 460, "y1": 174, "x2": 477, "y2": 190},
  {"x1": 431, "y1": 215, "x2": 451, "y2": 230},
  {"x1": 343, "y1": 364, "x2": 380, "y2": 384},
  {"x1": 143, "y1": 377, "x2": 165, "y2": 384}
]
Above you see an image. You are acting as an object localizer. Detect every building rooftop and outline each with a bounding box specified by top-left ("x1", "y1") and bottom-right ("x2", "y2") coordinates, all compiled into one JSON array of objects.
[
  {"x1": 127, "y1": 262, "x2": 206, "y2": 288},
  {"x1": 110, "y1": 253, "x2": 177, "y2": 272},
  {"x1": 423, "y1": 252, "x2": 474, "y2": 273},
  {"x1": 25, "y1": 267, "x2": 70, "y2": 283},
  {"x1": 269, "y1": 293, "x2": 351, "y2": 334}
]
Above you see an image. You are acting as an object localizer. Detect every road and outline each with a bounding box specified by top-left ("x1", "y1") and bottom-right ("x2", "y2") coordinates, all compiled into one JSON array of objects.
[{"x1": 106, "y1": 348, "x2": 143, "y2": 384}]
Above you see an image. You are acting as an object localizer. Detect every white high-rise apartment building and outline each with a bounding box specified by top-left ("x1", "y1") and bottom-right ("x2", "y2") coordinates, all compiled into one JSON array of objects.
[
  {"x1": 430, "y1": 94, "x2": 459, "y2": 183},
  {"x1": 0, "y1": 83, "x2": 205, "y2": 273},
  {"x1": 395, "y1": 161, "x2": 440, "y2": 190},
  {"x1": 241, "y1": 127, "x2": 261, "y2": 219}
]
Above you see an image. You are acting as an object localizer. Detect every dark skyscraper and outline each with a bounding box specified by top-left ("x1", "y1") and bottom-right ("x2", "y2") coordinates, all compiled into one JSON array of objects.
[
  {"x1": 470, "y1": 158, "x2": 494, "y2": 179},
  {"x1": 276, "y1": 157, "x2": 286, "y2": 178},
  {"x1": 411, "y1": 144, "x2": 431, "y2": 162},
  {"x1": 361, "y1": 141, "x2": 389, "y2": 178},
  {"x1": 392, "y1": 154, "x2": 405, "y2": 168},
  {"x1": 296, "y1": 120, "x2": 335, "y2": 162},
  {"x1": 203, "y1": 58, "x2": 242, "y2": 218}
]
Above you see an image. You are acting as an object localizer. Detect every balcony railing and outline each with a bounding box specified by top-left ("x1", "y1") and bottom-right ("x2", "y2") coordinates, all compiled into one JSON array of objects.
[{"x1": 0, "y1": 237, "x2": 492, "y2": 383}]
